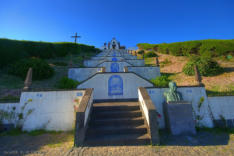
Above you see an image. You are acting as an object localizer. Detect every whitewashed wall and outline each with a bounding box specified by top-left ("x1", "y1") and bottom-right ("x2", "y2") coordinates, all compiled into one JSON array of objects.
[
  {"x1": 208, "y1": 96, "x2": 234, "y2": 120},
  {"x1": 128, "y1": 66, "x2": 161, "y2": 80},
  {"x1": 0, "y1": 103, "x2": 20, "y2": 125},
  {"x1": 0, "y1": 90, "x2": 86, "y2": 131},
  {"x1": 77, "y1": 73, "x2": 154, "y2": 100},
  {"x1": 124, "y1": 55, "x2": 137, "y2": 60},
  {"x1": 68, "y1": 68, "x2": 102, "y2": 82},
  {"x1": 84, "y1": 60, "x2": 105, "y2": 67},
  {"x1": 146, "y1": 87, "x2": 214, "y2": 128},
  {"x1": 126, "y1": 59, "x2": 145, "y2": 66},
  {"x1": 91, "y1": 56, "x2": 124, "y2": 61},
  {"x1": 97, "y1": 61, "x2": 131, "y2": 72}
]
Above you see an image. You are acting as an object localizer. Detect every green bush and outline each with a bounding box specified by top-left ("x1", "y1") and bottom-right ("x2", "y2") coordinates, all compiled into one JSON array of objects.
[
  {"x1": 137, "y1": 39, "x2": 234, "y2": 57},
  {"x1": 183, "y1": 55, "x2": 224, "y2": 76},
  {"x1": 56, "y1": 77, "x2": 80, "y2": 89},
  {"x1": 52, "y1": 62, "x2": 68, "y2": 66},
  {"x1": 8, "y1": 58, "x2": 54, "y2": 80},
  {"x1": 144, "y1": 51, "x2": 158, "y2": 58},
  {"x1": 138, "y1": 50, "x2": 145, "y2": 55},
  {"x1": 151, "y1": 75, "x2": 170, "y2": 87}
]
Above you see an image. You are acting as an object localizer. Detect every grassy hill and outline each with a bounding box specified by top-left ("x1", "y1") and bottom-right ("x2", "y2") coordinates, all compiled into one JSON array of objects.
[
  {"x1": 0, "y1": 38, "x2": 100, "y2": 68},
  {"x1": 0, "y1": 38, "x2": 100, "y2": 101},
  {"x1": 137, "y1": 39, "x2": 234, "y2": 57}
]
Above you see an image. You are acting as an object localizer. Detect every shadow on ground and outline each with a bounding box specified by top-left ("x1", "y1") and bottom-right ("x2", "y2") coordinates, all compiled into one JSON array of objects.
[
  {"x1": 160, "y1": 130, "x2": 230, "y2": 146},
  {"x1": 0, "y1": 131, "x2": 74, "y2": 156}
]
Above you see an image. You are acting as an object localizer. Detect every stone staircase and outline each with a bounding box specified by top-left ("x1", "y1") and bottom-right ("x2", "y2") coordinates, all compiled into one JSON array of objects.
[{"x1": 84, "y1": 101, "x2": 151, "y2": 146}]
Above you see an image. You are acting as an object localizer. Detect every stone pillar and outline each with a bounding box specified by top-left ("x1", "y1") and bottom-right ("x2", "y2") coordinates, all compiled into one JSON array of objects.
[
  {"x1": 154, "y1": 57, "x2": 160, "y2": 66},
  {"x1": 135, "y1": 51, "x2": 137, "y2": 56},
  {"x1": 23, "y1": 68, "x2": 32, "y2": 91},
  {"x1": 101, "y1": 67, "x2": 106, "y2": 72},
  {"x1": 194, "y1": 65, "x2": 203, "y2": 86},
  {"x1": 124, "y1": 66, "x2": 128, "y2": 72},
  {"x1": 164, "y1": 101, "x2": 196, "y2": 135}
]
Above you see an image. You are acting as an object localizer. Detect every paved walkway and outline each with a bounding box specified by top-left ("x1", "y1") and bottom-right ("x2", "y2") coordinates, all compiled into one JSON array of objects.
[{"x1": 1, "y1": 131, "x2": 234, "y2": 156}]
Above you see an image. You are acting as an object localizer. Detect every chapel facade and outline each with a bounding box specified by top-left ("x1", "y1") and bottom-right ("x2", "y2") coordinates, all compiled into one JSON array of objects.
[{"x1": 103, "y1": 38, "x2": 126, "y2": 50}]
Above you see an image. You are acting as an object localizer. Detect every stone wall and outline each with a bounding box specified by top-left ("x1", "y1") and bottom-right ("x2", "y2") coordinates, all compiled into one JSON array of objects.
[
  {"x1": 84, "y1": 60, "x2": 105, "y2": 67},
  {"x1": 126, "y1": 59, "x2": 145, "y2": 66},
  {"x1": 77, "y1": 73, "x2": 154, "y2": 100},
  {"x1": 97, "y1": 61, "x2": 131, "y2": 72},
  {"x1": 128, "y1": 66, "x2": 161, "y2": 80},
  {"x1": 208, "y1": 96, "x2": 234, "y2": 127},
  {"x1": 68, "y1": 68, "x2": 102, "y2": 82},
  {"x1": 146, "y1": 87, "x2": 214, "y2": 128},
  {"x1": 92, "y1": 56, "x2": 124, "y2": 61},
  {"x1": 0, "y1": 90, "x2": 86, "y2": 131}
]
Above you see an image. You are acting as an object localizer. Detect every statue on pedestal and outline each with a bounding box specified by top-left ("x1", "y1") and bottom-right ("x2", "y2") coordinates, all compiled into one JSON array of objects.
[{"x1": 164, "y1": 81, "x2": 182, "y2": 103}]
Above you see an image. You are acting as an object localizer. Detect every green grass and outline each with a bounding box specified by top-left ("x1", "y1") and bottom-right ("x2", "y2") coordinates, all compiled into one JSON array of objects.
[
  {"x1": 0, "y1": 95, "x2": 20, "y2": 103},
  {"x1": 144, "y1": 57, "x2": 155, "y2": 66},
  {"x1": 206, "y1": 84, "x2": 234, "y2": 97},
  {"x1": 0, "y1": 128, "x2": 62, "y2": 136},
  {"x1": 0, "y1": 38, "x2": 100, "y2": 68},
  {"x1": 196, "y1": 127, "x2": 234, "y2": 134},
  {"x1": 150, "y1": 73, "x2": 174, "y2": 87},
  {"x1": 0, "y1": 71, "x2": 24, "y2": 89}
]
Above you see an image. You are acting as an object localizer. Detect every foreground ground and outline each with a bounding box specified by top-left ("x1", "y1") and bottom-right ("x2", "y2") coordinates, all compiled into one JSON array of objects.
[{"x1": 0, "y1": 130, "x2": 234, "y2": 156}]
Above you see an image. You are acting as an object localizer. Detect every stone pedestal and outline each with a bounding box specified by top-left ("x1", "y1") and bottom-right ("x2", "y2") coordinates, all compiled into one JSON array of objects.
[{"x1": 164, "y1": 101, "x2": 196, "y2": 135}]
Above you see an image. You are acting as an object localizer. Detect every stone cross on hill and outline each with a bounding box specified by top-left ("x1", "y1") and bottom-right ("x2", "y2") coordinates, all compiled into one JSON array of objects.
[{"x1": 71, "y1": 32, "x2": 81, "y2": 44}]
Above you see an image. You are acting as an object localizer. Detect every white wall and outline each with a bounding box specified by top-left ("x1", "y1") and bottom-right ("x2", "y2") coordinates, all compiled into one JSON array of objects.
[
  {"x1": 0, "y1": 90, "x2": 86, "y2": 131},
  {"x1": 97, "y1": 61, "x2": 131, "y2": 72},
  {"x1": 126, "y1": 59, "x2": 145, "y2": 66},
  {"x1": 0, "y1": 103, "x2": 20, "y2": 125},
  {"x1": 128, "y1": 66, "x2": 161, "y2": 80},
  {"x1": 68, "y1": 68, "x2": 102, "y2": 82},
  {"x1": 84, "y1": 60, "x2": 105, "y2": 67},
  {"x1": 146, "y1": 87, "x2": 213, "y2": 128},
  {"x1": 77, "y1": 73, "x2": 154, "y2": 100},
  {"x1": 208, "y1": 96, "x2": 234, "y2": 120},
  {"x1": 123, "y1": 55, "x2": 137, "y2": 59}
]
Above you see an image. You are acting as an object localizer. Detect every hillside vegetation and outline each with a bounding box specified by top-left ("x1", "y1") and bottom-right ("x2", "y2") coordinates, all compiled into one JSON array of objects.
[
  {"x1": 137, "y1": 39, "x2": 234, "y2": 57},
  {"x1": 0, "y1": 38, "x2": 100, "y2": 68},
  {"x1": 0, "y1": 39, "x2": 100, "y2": 101}
]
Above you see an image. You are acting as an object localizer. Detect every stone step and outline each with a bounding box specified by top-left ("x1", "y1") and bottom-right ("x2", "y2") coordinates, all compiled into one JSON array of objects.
[
  {"x1": 90, "y1": 117, "x2": 145, "y2": 127},
  {"x1": 87, "y1": 125, "x2": 148, "y2": 136},
  {"x1": 85, "y1": 133, "x2": 151, "y2": 146},
  {"x1": 93, "y1": 105, "x2": 140, "y2": 112},
  {"x1": 93, "y1": 101, "x2": 139, "y2": 107},
  {"x1": 91, "y1": 110, "x2": 142, "y2": 119}
]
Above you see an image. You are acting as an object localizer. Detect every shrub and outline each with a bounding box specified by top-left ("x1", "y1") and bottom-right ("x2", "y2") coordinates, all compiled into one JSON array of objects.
[
  {"x1": 52, "y1": 62, "x2": 68, "y2": 66},
  {"x1": 137, "y1": 39, "x2": 234, "y2": 57},
  {"x1": 183, "y1": 55, "x2": 224, "y2": 76},
  {"x1": 138, "y1": 50, "x2": 145, "y2": 55},
  {"x1": 56, "y1": 77, "x2": 80, "y2": 89},
  {"x1": 8, "y1": 58, "x2": 54, "y2": 80},
  {"x1": 144, "y1": 51, "x2": 158, "y2": 58},
  {"x1": 151, "y1": 75, "x2": 170, "y2": 87}
]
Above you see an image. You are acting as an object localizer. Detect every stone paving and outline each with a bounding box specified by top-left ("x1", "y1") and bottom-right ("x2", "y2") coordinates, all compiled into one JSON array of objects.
[{"x1": 1, "y1": 131, "x2": 234, "y2": 156}]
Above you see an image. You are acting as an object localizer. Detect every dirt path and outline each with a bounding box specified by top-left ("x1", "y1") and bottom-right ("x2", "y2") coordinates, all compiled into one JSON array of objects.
[{"x1": 1, "y1": 131, "x2": 234, "y2": 156}]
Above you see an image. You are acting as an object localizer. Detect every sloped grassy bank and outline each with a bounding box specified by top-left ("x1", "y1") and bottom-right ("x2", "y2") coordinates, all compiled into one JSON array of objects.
[{"x1": 0, "y1": 38, "x2": 100, "y2": 68}]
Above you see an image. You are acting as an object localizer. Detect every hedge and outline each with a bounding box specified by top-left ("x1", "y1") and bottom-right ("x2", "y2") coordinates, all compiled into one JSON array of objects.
[{"x1": 137, "y1": 39, "x2": 234, "y2": 57}]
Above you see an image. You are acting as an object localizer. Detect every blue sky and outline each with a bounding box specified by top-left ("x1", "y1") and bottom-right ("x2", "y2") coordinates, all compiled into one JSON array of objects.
[{"x1": 0, "y1": 0, "x2": 234, "y2": 48}]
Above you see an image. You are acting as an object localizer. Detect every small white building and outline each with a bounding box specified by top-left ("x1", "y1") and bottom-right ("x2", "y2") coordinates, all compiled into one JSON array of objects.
[{"x1": 102, "y1": 38, "x2": 125, "y2": 50}]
